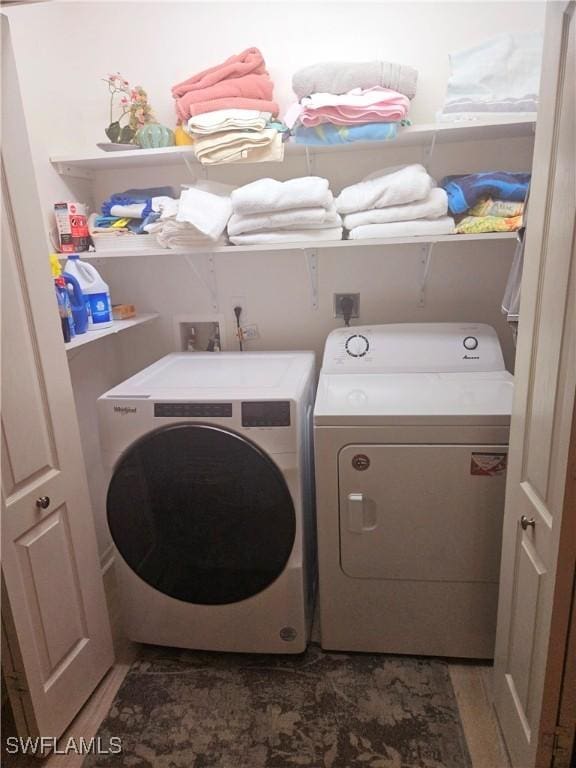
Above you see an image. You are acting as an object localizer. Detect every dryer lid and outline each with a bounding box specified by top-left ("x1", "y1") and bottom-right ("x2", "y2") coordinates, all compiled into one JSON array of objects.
[{"x1": 314, "y1": 370, "x2": 513, "y2": 426}]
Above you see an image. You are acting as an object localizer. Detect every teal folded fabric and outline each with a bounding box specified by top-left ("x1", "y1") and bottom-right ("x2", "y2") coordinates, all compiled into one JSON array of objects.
[{"x1": 293, "y1": 122, "x2": 398, "y2": 145}]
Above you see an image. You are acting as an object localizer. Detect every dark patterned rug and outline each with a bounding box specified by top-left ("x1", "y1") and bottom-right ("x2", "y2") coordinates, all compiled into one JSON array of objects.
[{"x1": 84, "y1": 645, "x2": 472, "y2": 768}]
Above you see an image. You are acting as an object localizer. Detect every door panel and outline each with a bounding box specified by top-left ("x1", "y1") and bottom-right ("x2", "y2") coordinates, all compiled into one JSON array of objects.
[
  {"x1": 493, "y1": 4, "x2": 576, "y2": 766},
  {"x1": 339, "y1": 444, "x2": 507, "y2": 582},
  {"x1": 16, "y1": 504, "x2": 88, "y2": 674},
  {"x1": 1, "y1": 16, "x2": 113, "y2": 739}
]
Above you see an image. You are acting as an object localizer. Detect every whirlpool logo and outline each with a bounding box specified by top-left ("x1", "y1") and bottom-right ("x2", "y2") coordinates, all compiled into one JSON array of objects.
[{"x1": 114, "y1": 406, "x2": 137, "y2": 415}]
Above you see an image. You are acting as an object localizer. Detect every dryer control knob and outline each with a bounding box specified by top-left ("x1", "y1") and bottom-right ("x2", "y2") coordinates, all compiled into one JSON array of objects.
[
  {"x1": 345, "y1": 334, "x2": 370, "y2": 358},
  {"x1": 463, "y1": 336, "x2": 479, "y2": 350}
]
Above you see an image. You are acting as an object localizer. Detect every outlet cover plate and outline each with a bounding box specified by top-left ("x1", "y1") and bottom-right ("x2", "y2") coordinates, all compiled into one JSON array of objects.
[{"x1": 334, "y1": 293, "x2": 360, "y2": 319}]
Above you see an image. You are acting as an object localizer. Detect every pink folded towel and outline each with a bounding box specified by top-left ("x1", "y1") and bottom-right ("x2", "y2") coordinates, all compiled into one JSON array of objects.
[
  {"x1": 173, "y1": 48, "x2": 278, "y2": 121},
  {"x1": 300, "y1": 104, "x2": 408, "y2": 126},
  {"x1": 173, "y1": 48, "x2": 267, "y2": 96},
  {"x1": 287, "y1": 88, "x2": 409, "y2": 128}
]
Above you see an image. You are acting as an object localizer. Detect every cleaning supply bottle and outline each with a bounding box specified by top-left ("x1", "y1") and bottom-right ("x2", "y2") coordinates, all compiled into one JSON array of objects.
[
  {"x1": 63, "y1": 254, "x2": 113, "y2": 330},
  {"x1": 62, "y1": 271, "x2": 89, "y2": 334},
  {"x1": 50, "y1": 255, "x2": 75, "y2": 342}
]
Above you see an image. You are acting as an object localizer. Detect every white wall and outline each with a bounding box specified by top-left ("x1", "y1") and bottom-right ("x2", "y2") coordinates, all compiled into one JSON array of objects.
[{"x1": 2, "y1": 1, "x2": 544, "y2": 559}]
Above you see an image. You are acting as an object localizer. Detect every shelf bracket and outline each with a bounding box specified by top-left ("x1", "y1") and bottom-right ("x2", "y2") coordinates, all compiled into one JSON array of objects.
[
  {"x1": 304, "y1": 249, "x2": 319, "y2": 310},
  {"x1": 184, "y1": 252, "x2": 219, "y2": 312},
  {"x1": 53, "y1": 163, "x2": 94, "y2": 181},
  {"x1": 418, "y1": 243, "x2": 434, "y2": 308},
  {"x1": 304, "y1": 145, "x2": 315, "y2": 176},
  {"x1": 182, "y1": 152, "x2": 208, "y2": 181},
  {"x1": 423, "y1": 129, "x2": 438, "y2": 171}
]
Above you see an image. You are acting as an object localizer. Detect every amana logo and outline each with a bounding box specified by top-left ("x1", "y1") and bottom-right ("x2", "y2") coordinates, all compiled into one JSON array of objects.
[
  {"x1": 463, "y1": 355, "x2": 480, "y2": 360},
  {"x1": 114, "y1": 406, "x2": 137, "y2": 415}
]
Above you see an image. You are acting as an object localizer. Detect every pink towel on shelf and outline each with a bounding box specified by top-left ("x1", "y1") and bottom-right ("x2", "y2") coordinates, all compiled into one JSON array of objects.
[
  {"x1": 173, "y1": 47, "x2": 279, "y2": 121},
  {"x1": 286, "y1": 88, "x2": 409, "y2": 128}
]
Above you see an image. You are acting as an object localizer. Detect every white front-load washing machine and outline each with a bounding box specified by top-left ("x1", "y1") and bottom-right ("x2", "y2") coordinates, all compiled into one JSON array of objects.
[
  {"x1": 314, "y1": 323, "x2": 513, "y2": 658},
  {"x1": 98, "y1": 351, "x2": 316, "y2": 653}
]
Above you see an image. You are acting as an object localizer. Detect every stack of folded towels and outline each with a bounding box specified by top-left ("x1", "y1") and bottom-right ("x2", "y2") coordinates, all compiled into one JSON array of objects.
[
  {"x1": 228, "y1": 176, "x2": 342, "y2": 245},
  {"x1": 145, "y1": 181, "x2": 234, "y2": 248},
  {"x1": 441, "y1": 172, "x2": 530, "y2": 234},
  {"x1": 172, "y1": 48, "x2": 285, "y2": 165},
  {"x1": 91, "y1": 187, "x2": 177, "y2": 239},
  {"x1": 335, "y1": 164, "x2": 454, "y2": 239},
  {"x1": 285, "y1": 59, "x2": 418, "y2": 146}
]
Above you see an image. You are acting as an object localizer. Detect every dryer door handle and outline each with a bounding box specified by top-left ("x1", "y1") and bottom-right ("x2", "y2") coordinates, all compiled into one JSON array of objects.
[{"x1": 347, "y1": 493, "x2": 377, "y2": 533}]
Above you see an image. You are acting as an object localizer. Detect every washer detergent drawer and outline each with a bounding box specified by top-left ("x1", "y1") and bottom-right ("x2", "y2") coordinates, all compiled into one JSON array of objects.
[{"x1": 338, "y1": 444, "x2": 507, "y2": 583}]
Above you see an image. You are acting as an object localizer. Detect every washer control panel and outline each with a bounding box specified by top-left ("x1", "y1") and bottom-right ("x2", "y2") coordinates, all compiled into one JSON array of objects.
[
  {"x1": 242, "y1": 401, "x2": 291, "y2": 427},
  {"x1": 155, "y1": 403, "x2": 232, "y2": 418}
]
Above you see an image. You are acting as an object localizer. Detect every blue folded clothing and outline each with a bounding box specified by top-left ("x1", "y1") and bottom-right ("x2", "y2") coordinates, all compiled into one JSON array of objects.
[
  {"x1": 293, "y1": 122, "x2": 399, "y2": 145},
  {"x1": 101, "y1": 187, "x2": 175, "y2": 217},
  {"x1": 440, "y1": 172, "x2": 531, "y2": 214}
]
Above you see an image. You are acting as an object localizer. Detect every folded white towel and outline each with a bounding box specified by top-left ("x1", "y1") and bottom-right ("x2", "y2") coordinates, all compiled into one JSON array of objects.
[
  {"x1": 193, "y1": 129, "x2": 284, "y2": 166},
  {"x1": 348, "y1": 217, "x2": 455, "y2": 239},
  {"x1": 176, "y1": 187, "x2": 232, "y2": 241},
  {"x1": 336, "y1": 164, "x2": 434, "y2": 215},
  {"x1": 228, "y1": 204, "x2": 341, "y2": 236},
  {"x1": 230, "y1": 227, "x2": 343, "y2": 245},
  {"x1": 187, "y1": 109, "x2": 272, "y2": 135},
  {"x1": 154, "y1": 219, "x2": 225, "y2": 249},
  {"x1": 232, "y1": 176, "x2": 333, "y2": 215},
  {"x1": 343, "y1": 188, "x2": 448, "y2": 229}
]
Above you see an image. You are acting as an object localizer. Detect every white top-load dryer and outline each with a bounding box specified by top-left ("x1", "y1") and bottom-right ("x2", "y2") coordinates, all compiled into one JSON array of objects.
[
  {"x1": 314, "y1": 323, "x2": 513, "y2": 658},
  {"x1": 98, "y1": 352, "x2": 316, "y2": 654}
]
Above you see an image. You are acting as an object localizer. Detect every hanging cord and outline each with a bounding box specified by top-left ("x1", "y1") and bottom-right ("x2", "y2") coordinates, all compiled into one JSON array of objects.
[
  {"x1": 234, "y1": 305, "x2": 243, "y2": 351},
  {"x1": 339, "y1": 295, "x2": 355, "y2": 327}
]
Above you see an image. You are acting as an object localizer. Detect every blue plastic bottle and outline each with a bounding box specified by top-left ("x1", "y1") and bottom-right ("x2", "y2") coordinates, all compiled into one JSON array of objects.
[
  {"x1": 55, "y1": 276, "x2": 76, "y2": 341},
  {"x1": 62, "y1": 272, "x2": 89, "y2": 334}
]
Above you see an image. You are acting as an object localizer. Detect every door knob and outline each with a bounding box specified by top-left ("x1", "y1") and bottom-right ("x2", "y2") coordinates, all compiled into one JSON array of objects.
[
  {"x1": 35, "y1": 496, "x2": 50, "y2": 509},
  {"x1": 520, "y1": 515, "x2": 535, "y2": 530}
]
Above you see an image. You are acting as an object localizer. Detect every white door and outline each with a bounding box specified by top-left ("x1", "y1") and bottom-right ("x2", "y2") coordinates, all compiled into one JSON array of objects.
[
  {"x1": 493, "y1": 3, "x2": 576, "y2": 766},
  {"x1": 1, "y1": 16, "x2": 114, "y2": 739}
]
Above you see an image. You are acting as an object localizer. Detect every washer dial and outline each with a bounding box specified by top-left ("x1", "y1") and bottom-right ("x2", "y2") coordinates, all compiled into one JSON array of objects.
[{"x1": 345, "y1": 334, "x2": 370, "y2": 357}]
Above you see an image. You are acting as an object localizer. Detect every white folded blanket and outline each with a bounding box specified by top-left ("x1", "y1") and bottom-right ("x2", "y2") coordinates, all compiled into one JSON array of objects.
[
  {"x1": 343, "y1": 188, "x2": 448, "y2": 229},
  {"x1": 336, "y1": 164, "x2": 434, "y2": 215},
  {"x1": 232, "y1": 176, "x2": 333, "y2": 215},
  {"x1": 348, "y1": 217, "x2": 455, "y2": 239},
  {"x1": 187, "y1": 109, "x2": 271, "y2": 135},
  {"x1": 228, "y1": 205, "x2": 341, "y2": 236},
  {"x1": 229, "y1": 227, "x2": 343, "y2": 245},
  {"x1": 176, "y1": 187, "x2": 232, "y2": 241}
]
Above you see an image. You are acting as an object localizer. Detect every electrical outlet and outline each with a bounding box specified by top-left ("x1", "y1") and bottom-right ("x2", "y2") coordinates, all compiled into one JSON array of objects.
[
  {"x1": 334, "y1": 293, "x2": 360, "y2": 319},
  {"x1": 240, "y1": 324, "x2": 260, "y2": 341}
]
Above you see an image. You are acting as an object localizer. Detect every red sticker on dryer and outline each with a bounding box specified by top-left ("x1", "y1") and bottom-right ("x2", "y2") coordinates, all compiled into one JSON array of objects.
[{"x1": 470, "y1": 452, "x2": 507, "y2": 476}]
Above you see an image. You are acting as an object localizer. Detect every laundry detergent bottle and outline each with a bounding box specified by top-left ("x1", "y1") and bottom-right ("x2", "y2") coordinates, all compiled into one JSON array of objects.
[
  {"x1": 62, "y1": 271, "x2": 89, "y2": 334},
  {"x1": 63, "y1": 254, "x2": 113, "y2": 330}
]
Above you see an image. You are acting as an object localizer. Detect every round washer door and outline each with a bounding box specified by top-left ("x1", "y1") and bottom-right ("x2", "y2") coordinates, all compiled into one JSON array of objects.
[{"x1": 107, "y1": 424, "x2": 296, "y2": 605}]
